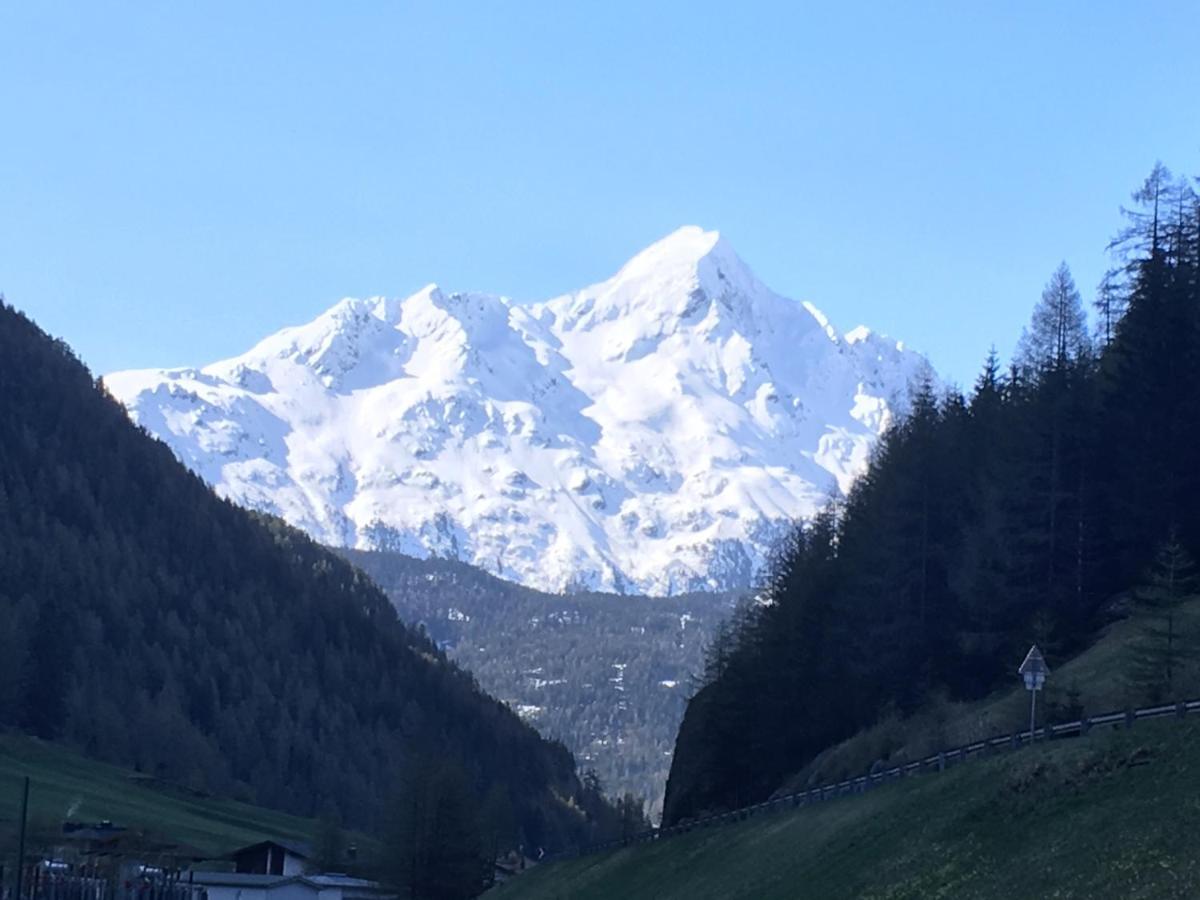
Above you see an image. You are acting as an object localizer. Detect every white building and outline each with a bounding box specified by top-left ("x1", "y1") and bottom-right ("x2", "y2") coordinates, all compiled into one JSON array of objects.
[
  {"x1": 189, "y1": 841, "x2": 392, "y2": 900},
  {"x1": 189, "y1": 871, "x2": 393, "y2": 900}
]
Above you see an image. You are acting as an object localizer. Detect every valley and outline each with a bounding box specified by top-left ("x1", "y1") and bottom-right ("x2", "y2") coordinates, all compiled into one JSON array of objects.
[
  {"x1": 494, "y1": 591, "x2": 1200, "y2": 898},
  {"x1": 5, "y1": 9, "x2": 1199, "y2": 899},
  {"x1": 342, "y1": 549, "x2": 736, "y2": 818},
  {"x1": 98, "y1": 227, "x2": 930, "y2": 822}
]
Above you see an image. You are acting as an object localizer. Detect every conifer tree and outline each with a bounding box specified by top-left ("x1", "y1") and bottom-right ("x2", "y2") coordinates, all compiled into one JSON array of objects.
[
  {"x1": 1015, "y1": 262, "x2": 1091, "y2": 373},
  {"x1": 1127, "y1": 537, "x2": 1199, "y2": 703},
  {"x1": 480, "y1": 784, "x2": 519, "y2": 882},
  {"x1": 1093, "y1": 269, "x2": 1126, "y2": 348},
  {"x1": 1110, "y1": 161, "x2": 1174, "y2": 263},
  {"x1": 0, "y1": 297, "x2": 608, "y2": 845},
  {"x1": 312, "y1": 815, "x2": 346, "y2": 874},
  {"x1": 1098, "y1": 165, "x2": 1200, "y2": 582},
  {"x1": 658, "y1": 163, "x2": 1200, "y2": 826},
  {"x1": 615, "y1": 793, "x2": 650, "y2": 841},
  {"x1": 383, "y1": 758, "x2": 487, "y2": 900}
]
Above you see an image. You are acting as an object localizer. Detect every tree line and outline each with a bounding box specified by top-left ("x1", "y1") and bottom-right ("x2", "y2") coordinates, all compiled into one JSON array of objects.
[
  {"x1": 664, "y1": 162, "x2": 1200, "y2": 825},
  {"x1": 0, "y1": 298, "x2": 630, "y2": 875}
]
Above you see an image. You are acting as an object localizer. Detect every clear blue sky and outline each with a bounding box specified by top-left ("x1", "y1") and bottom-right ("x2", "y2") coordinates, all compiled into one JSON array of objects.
[{"x1": 2, "y1": 2, "x2": 1198, "y2": 386}]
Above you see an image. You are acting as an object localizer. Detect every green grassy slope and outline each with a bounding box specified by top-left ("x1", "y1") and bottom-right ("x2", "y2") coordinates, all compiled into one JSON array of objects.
[
  {"x1": 0, "y1": 734, "x2": 316, "y2": 858},
  {"x1": 492, "y1": 716, "x2": 1200, "y2": 899},
  {"x1": 786, "y1": 598, "x2": 1200, "y2": 792}
]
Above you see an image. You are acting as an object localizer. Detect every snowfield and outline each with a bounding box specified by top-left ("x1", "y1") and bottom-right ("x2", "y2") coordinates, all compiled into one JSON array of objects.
[{"x1": 105, "y1": 227, "x2": 931, "y2": 594}]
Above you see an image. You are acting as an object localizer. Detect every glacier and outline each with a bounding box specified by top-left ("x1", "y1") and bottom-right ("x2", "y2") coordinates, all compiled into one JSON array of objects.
[{"x1": 105, "y1": 227, "x2": 932, "y2": 594}]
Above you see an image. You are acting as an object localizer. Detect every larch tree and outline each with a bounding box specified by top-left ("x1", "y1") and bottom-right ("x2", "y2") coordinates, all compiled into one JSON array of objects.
[{"x1": 1015, "y1": 262, "x2": 1091, "y2": 373}]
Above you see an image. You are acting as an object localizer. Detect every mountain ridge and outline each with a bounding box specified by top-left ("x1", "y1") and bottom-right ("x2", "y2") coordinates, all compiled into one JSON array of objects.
[
  {"x1": 106, "y1": 228, "x2": 932, "y2": 594},
  {"x1": 0, "y1": 297, "x2": 605, "y2": 847}
]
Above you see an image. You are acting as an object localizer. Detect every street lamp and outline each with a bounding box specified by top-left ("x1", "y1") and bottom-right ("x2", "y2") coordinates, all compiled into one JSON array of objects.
[{"x1": 1018, "y1": 645, "x2": 1049, "y2": 738}]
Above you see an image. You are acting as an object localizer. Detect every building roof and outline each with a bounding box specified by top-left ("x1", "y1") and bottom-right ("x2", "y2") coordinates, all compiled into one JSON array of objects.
[
  {"x1": 188, "y1": 873, "x2": 290, "y2": 888},
  {"x1": 304, "y1": 876, "x2": 379, "y2": 888},
  {"x1": 230, "y1": 840, "x2": 313, "y2": 860},
  {"x1": 188, "y1": 872, "x2": 388, "y2": 893}
]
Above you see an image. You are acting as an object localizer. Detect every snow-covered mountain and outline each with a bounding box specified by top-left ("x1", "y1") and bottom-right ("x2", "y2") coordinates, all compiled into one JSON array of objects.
[{"x1": 105, "y1": 227, "x2": 931, "y2": 594}]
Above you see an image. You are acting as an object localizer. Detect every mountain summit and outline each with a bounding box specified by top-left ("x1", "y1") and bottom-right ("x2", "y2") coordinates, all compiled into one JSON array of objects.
[{"x1": 105, "y1": 229, "x2": 932, "y2": 594}]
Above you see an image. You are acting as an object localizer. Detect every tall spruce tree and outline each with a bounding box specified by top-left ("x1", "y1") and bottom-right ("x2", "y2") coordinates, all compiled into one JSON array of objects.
[
  {"x1": 1097, "y1": 167, "x2": 1200, "y2": 583},
  {"x1": 1126, "y1": 537, "x2": 1199, "y2": 703}
]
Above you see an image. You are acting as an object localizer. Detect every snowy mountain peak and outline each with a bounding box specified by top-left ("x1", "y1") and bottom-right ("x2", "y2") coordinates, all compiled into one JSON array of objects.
[
  {"x1": 372, "y1": 283, "x2": 441, "y2": 323},
  {"x1": 610, "y1": 226, "x2": 745, "y2": 294},
  {"x1": 106, "y1": 230, "x2": 933, "y2": 595},
  {"x1": 541, "y1": 227, "x2": 776, "y2": 336}
]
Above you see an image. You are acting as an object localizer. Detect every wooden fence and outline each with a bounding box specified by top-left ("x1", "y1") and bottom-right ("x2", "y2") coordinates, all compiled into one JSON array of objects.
[{"x1": 6, "y1": 866, "x2": 205, "y2": 900}]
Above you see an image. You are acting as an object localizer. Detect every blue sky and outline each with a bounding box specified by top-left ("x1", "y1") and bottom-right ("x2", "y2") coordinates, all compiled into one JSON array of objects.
[{"x1": 2, "y1": 2, "x2": 1198, "y2": 386}]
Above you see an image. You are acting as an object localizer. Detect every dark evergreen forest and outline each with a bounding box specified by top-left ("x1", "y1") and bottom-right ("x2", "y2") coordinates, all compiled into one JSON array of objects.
[
  {"x1": 664, "y1": 163, "x2": 1200, "y2": 825},
  {"x1": 343, "y1": 548, "x2": 734, "y2": 819},
  {"x1": 0, "y1": 300, "x2": 617, "y2": 852}
]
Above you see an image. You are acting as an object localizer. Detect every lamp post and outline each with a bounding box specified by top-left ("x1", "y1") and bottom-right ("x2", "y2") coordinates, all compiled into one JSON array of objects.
[{"x1": 1019, "y1": 645, "x2": 1049, "y2": 738}]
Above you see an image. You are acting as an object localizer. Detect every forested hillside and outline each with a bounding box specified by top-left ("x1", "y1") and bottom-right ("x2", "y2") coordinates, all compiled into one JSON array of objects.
[
  {"x1": 665, "y1": 163, "x2": 1200, "y2": 824},
  {"x1": 0, "y1": 300, "x2": 614, "y2": 851},
  {"x1": 342, "y1": 549, "x2": 734, "y2": 818}
]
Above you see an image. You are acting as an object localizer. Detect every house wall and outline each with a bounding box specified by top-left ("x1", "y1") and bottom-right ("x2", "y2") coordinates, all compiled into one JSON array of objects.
[
  {"x1": 266, "y1": 883, "x2": 318, "y2": 900},
  {"x1": 202, "y1": 886, "x2": 270, "y2": 900},
  {"x1": 281, "y1": 855, "x2": 305, "y2": 877},
  {"x1": 197, "y1": 880, "x2": 323, "y2": 900}
]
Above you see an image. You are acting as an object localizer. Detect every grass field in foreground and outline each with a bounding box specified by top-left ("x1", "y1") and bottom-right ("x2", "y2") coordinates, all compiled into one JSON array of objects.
[
  {"x1": 492, "y1": 717, "x2": 1200, "y2": 900},
  {"x1": 0, "y1": 733, "x2": 316, "y2": 858}
]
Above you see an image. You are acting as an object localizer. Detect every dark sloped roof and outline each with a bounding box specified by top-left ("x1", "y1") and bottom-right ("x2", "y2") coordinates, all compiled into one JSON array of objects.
[
  {"x1": 188, "y1": 873, "x2": 290, "y2": 888},
  {"x1": 188, "y1": 873, "x2": 387, "y2": 892},
  {"x1": 230, "y1": 840, "x2": 312, "y2": 860}
]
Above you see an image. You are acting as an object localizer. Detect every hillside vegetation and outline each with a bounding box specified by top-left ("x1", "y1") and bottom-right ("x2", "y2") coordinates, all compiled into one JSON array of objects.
[
  {"x1": 0, "y1": 733, "x2": 316, "y2": 859},
  {"x1": 666, "y1": 164, "x2": 1200, "y2": 824},
  {"x1": 0, "y1": 300, "x2": 615, "y2": 851},
  {"x1": 790, "y1": 594, "x2": 1200, "y2": 790},
  {"x1": 343, "y1": 549, "x2": 733, "y2": 818},
  {"x1": 493, "y1": 716, "x2": 1200, "y2": 900}
]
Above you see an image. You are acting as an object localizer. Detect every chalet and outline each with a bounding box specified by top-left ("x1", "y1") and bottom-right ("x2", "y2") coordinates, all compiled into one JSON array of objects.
[
  {"x1": 231, "y1": 841, "x2": 311, "y2": 877},
  {"x1": 188, "y1": 841, "x2": 392, "y2": 900}
]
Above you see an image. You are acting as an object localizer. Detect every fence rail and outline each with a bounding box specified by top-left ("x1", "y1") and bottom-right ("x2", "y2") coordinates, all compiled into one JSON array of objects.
[
  {"x1": 559, "y1": 696, "x2": 1200, "y2": 860},
  {"x1": 4, "y1": 866, "x2": 204, "y2": 900}
]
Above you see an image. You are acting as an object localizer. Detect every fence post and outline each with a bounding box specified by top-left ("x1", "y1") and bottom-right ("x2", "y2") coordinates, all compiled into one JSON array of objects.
[
  {"x1": 1125, "y1": 709, "x2": 1136, "y2": 730},
  {"x1": 937, "y1": 752, "x2": 946, "y2": 772},
  {"x1": 1080, "y1": 716, "x2": 1090, "y2": 736},
  {"x1": 1177, "y1": 701, "x2": 1187, "y2": 720},
  {"x1": 14, "y1": 777, "x2": 29, "y2": 900}
]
